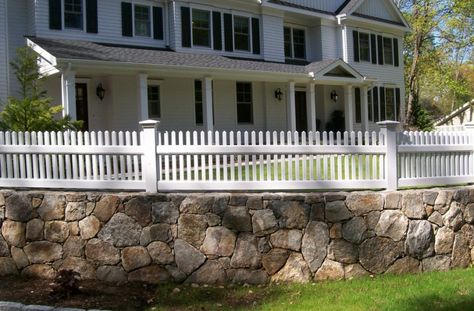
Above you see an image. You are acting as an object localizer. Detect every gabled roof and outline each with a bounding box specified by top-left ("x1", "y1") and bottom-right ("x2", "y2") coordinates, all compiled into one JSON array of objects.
[{"x1": 336, "y1": 0, "x2": 364, "y2": 15}]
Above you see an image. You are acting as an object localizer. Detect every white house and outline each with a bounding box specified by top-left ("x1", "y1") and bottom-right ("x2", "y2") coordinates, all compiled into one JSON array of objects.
[{"x1": 0, "y1": 0, "x2": 410, "y2": 133}]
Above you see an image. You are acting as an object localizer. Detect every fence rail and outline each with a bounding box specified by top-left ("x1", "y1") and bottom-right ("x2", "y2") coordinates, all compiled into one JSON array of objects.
[{"x1": 0, "y1": 120, "x2": 473, "y2": 192}]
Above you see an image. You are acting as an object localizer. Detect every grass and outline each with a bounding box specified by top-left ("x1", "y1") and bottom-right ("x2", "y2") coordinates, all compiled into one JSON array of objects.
[{"x1": 149, "y1": 268, "x2": 474, "y2": 311}]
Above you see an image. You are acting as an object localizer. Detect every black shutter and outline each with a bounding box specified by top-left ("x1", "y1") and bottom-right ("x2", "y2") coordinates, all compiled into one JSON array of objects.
[
  {"x1": 396, "y1": 88, "x2": 401, "y2": 121},
  {"x1": 49, "y1": 0, "x2": 62, "y2": 30},
  {"x1": 373, "y1": 87, "x2": 379, "y2": 122},
  {"x1": 377, "y1": 35, "x2": 384, "y2": 65},
  {"x1": 393, "y1": 38, "x2": 399, "y2": 67},
  {"x1": 252, "y1": 18, "x2": 260, "y2": 55},
  {"x1": 86, "y1": 0, "x2": 98, "y2": 33},
  {"x1": 213, "y1": 12, "x2": 222, "y2": 50},
  {"x1": 355, "y1": 88, "x2": 361, "y2": 123},
  {"x1": 121, "y1": 2, "x2": 133, "y2": 37},
  {"x1": 153, "y1": 7, "x2": 164, "y2": 40},
  {"x1": 371, "y1": 34, "x2": 377, "y2": 64},
  {"x1": 181, "y1": 7, "x2": 191, "y2": 47},
  {"x1": 224, "y1": 13, "x2": 233, "y2": 52},
  {"x1": 380, "y1": 87, "x2": 386, "y2": 120},
  {"x1": 353, "y1": 31, "x2": 360, "y2": 62}
]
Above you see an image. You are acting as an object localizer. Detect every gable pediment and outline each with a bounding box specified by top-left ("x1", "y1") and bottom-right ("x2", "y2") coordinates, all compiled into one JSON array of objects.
[
  {"x1": 324, "y1": 66, "x2": 356, "y2": 78},
  {"x1": 354, "y1": 0, "x2": 404, "y2": 24}
]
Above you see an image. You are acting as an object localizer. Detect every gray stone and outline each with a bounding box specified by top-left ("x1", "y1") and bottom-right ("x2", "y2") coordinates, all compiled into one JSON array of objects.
[
  {"x1": 359, "y1": 237, "x2": 404, "y2": 274},
  {"x1": 375, "y1": 210, "x2": 408, "y2": 241},
  {"x1": 270, "y1": 229, "x2": 303, "y2": 251},
  {"x1": 325, "y1": 193, "x2": 347, "y2": 202},
  {"x1": 366, "y1": 211, "x2": 381, "y2": 230},
  {"x1": 435, "y1": 227, "x2": 454, "y2": 254},
  {"x1": 0, "y1": 302, "x2": 23, "y2": 311},
  {"x1": 2, "y1": 220, "x2": 25, "y2": 247},
  {"x1": 315, "y1": 259, "x2": 344, "y2": 281},
  {"x1": 229, "y1": 195, "x2": 248, "y2": 206},
  {"x1": 140, "y1": 224, "x2": 171, "y2": 245},
  {"x1": 453, "y1": 188, "x2": 470, "y2": 205},
  {"x1": 328, "y1": 239, "x2": 358, "y2": 264},
  {"x1": 37, "y1": 194, "x2": 65, "y2": 221},
  {"x1": 96, "y1": 266, "x2": 127, "y2": 284},
  {"x1": 85, "y1": 239, "x2": 120, "y2": 265},
  {"x1": 128, "y1": 265, "x2": 171, "y2": 284},
  {"x1": 44, "y1": 221, "x2": 69, "y2": 243},
  {"x1": 402, "y1": 192, "x2": 426, "y2": 219},
  {"x1": 165, "y1": 265, "x2": 187, "y2": 283},
  {"x1": 65, "y1": 193, "x2": 87, "y2": 201},
  {"x1": 330, "y1": 223, "x2": 342, "y2": 239},
  {"x1": 252, "y1": 209, "x2": 278, "y2": 236},
  {"x1": 262, "y1": 248, "x2": 290, "y2": 275},
  {"x1": 422, "y1": 255, "x2": 451, "y2": 272},
  {"x1": 405, "y1": 220, "x2": 433, "y2": 259},
  {"x1": 258, "y1": 237, "x2": 271, "y2": 253},
  {"x1": 424, "y1": 191, "x2": 438, "y2": 206},
  {"x1": 6, "y1": 193, "x2": 34, "y2": 222},
  {"x1": 301, "y1": 221, "x2": 329, "y2": 273},
  {"x1": 147, "y1": 241, "x2": 174, "y2": 265},
  {"x1": 200, "y1": 226, "x2": 236, "y2": 258},
  {"x1": 231, "y1": 233, "x2": 261, "y2": 269},
  {"x1": 93, "y1": 195, "x2": 120, "y2": 222},
  {"x1": 121, "y1": 246, "x2": 152, "y2": 272},
  {"x1": 247, "y1": 196, "x2": 263, "y2": 210},
  {"x1": 434, "y1": 191, "x2": 452, "y2": 215},
  {"x1": 65, "y1": 202, "x2": 86, "y2": 221},
  {"x1": 342, "y1": 217, "x2": 367, "y2": 244},
  {"x1": 212, "y1": 195, "x2": 229, "y2": 215},
  {"x1": 152, "y1": 202, "x2": 179, "y2": 224},
  {"x1": 268, "y1": 201, "x2": 309, "y2": 229},
  {"x1": 24, "y1": 305, "x2": 54, "y2": 311},
  {"x1": 180, "y1": 196, "x2": 214, "y2": 214},
  {"x1": 124, "y1": 197, "x2": 152, "y2": 227},
  {"x1": 174, "y1": 239, "x2": 206, "y2": 275},
  {"x1": 451, "y1": 232, "x2": 470, "y2": 268},
  {"x1": 177, "y1": 214, "x2": 207, "y2": 248},
  {"x1": 98, "y1": 213, "x2": 141, "y2": 247},
  {"x1": 465, "y1": 203, "x2": 474, "y2": 224},
  {"x1": 344, "y1": 264, "x2": 369, "y2": 280},
  {"x1": 386, "y1": 257, "x2": 420, "y2": 275},
  {"x1": 222, "y1": 206, "x2": 252, "y2": 232},
  {"x1": 272, "y1": 253, "x2": 311, "y2": 283},
  {"x1": 460, "y1": 224, "x2": 474, "y2": 248},
  {"x1": 325, "y1": 201, "x2": 353, "y2": 223},
  {"x1": 428, "y1": 211, "x2": 444, "y2": 227},
  {"x1": 346, "y1": 193, "x2": 384, "y2": 216},
  {"x1": 61, "y1": 257, "x2": 96, "y2": 280},
  {"x1": 21, "y1": 264, "x2": 56, "y2": 279},
  {"x1": 443, "y1": 202, "x2": 464, "y2": 231},
  {"x1": 24, "y1": 241, "x2": 62, "y2": 263},
  {"x1": 205, "y1": 213, "x2": 221, "y2": 227},
  {"x1": 26, "y1": 219, "x2": 44, "y2": 241},
  {"x1": 231, "y1": 269, "x2": 268, "y2": 284},
  {"x1": 63, "y1": 236, "x2": 86, "y2": 258},
  {"x1": 11, "y1": 247, "x2": 29, "y2": 269},
  {"x1": 0, "y1": 236, "x2": 9, "y2": 257},
  {"x1": 79, "y1": 215, "x2": 101, "y2": 240},
  {"x1": 186, "y1": 260, "x2": 227, "y2": 284},
  {"x1": 305, "y1": 194, "x2": 324, "y2": 204},
  {"x1": 310, "y1": 203, "x2": 325, "y2": 221}
]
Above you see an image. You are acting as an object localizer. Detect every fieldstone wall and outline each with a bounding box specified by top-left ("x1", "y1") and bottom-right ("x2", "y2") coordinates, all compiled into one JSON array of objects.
[{"x1": 0, "y1": 188, "x2": 474, "y2": 284}]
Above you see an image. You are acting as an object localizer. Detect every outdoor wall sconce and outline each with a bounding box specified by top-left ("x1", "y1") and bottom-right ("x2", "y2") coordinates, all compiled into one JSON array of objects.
[
  {"x1": 274, "y1": 88, "x2": 283, "y2": 101},
  {"x1": 330, "y1": 90, "x2": 338, "y2": 103},
  {"x1": 96, "y1": 83, "x2": 106, "y2": 101}
]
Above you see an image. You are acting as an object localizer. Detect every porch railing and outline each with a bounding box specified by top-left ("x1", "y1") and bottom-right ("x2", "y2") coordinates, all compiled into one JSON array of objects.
[{"x1": 0, "y1": 120, "x2": 473, "y2": 192}]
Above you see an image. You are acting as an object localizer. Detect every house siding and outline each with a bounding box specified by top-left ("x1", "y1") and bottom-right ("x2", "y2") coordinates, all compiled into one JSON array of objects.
[
  {"x1": 355, "y1": 0, "x2": 401, "y2": 23},
  {"x1": 279, "y1": 0, "x2": 346, "y2": 13},
  {"x1": 0, "y1": 0, "x2": 8, "y2": 102},
  {"x1": 262, "y1": 14, "x2": 285, "y2": 62}
]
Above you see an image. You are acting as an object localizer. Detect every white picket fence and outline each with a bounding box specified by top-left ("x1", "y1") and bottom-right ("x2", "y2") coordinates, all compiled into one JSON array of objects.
[{"x1": 0, "y1": 120, "x2": 473, "y2": 192}]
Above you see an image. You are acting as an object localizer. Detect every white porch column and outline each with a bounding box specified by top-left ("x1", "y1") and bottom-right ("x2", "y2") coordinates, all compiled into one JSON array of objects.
[
  {"x1": 61, "y1": 71, "x2": 76, "y2": 119},
  {"x1": 344, "y1": 85, "x2": 354, "y2": 132},
  {"x1": 287, "y1": 81, "x2": 296, "y2": 132},
  {"x1": 137, "y1": 73, "x2": 149, "y2": 121},
  {"x1": 306, "y1": 82, "x2": 316, "y2": 133},
  {"x1": 361, "y1": 86, "x2": 369, "y2": 132},
  {"x1": 203, "y1": 77, "x2": 214, "y2": 132}
]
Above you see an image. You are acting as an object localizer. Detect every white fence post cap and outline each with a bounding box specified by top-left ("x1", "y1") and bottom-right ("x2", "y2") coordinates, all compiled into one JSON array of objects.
[
  {"x1": 464, "y1": 122, "x2": 474, "y2": 129},
  {"x1": 139, "y1": 119, "x2": 160, "y2": 129},
  {"x1": 377, "y1": 121, "x2": 400, "y2": 129}
]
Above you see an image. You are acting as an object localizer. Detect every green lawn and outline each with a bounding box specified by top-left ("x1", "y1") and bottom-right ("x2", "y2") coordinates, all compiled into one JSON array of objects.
[{"x1": 149, "y1": 268, "x2": 474, "y2": 311}]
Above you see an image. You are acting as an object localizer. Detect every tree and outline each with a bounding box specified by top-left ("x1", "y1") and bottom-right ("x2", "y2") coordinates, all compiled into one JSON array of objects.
[{"x1": 0, "y1": 47, "x2": 81, "y2": 131}]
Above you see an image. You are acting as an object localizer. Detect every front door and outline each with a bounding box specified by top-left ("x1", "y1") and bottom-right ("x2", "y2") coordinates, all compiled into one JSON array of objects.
[
  {"x1": 75, "y1": 83, "x2": 89, "y2": 131},
  {"x1": 295, "y1": 91, "x2": 307, "y2": 132}
]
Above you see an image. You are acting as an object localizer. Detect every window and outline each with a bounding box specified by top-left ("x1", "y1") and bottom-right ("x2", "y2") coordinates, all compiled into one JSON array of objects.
[
  {"x1": 385, "y1": 88, "x2": 395, "y2": 120},
  {"x1": 236, "y1": 82, "x2": 253, "y2": 124},
  {"x1": 284, "y1": 26, "x2": 306, "y2": 59},
  {"x1": 383, "y1": 37, "x2": 393, "y2": 65},
  {"x1": 195, "y1": 80, "x2": 203, "y2": 125},
  {"x1": 148, "y1": 85, "x2": 161, "y2": 119},
  {"x1": 234, "y1": 16, "x2": 250, "y2": 51},
  {"x1": 135, "y1": 5, "x2": 151, "y2": 37},
  {"x1": 359, "y1": 33, "x2": 370, "y2": 62},
  {"x1": 192, "y1": 9, "x2": 211, "y2": 47},
  {"x1": 64, "y1": 0, "x2": 83, "y2": 29}
]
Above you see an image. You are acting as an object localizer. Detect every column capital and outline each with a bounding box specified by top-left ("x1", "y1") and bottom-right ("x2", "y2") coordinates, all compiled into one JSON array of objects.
[{"x1": 139, "y1": 119, "x2": 160, "y2": 129}]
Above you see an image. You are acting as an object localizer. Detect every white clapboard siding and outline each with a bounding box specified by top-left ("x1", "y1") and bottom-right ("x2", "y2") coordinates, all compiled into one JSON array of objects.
[
  {"x1": 0, "y1": 131, "x2": 145, "y2": 190},
  {"x1": 156, "y1": 130, "x2": 387, "y2": 191}
]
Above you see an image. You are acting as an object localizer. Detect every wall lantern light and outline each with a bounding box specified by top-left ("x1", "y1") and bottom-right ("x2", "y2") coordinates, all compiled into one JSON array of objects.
[
  {"x1": 330, "y1": 90, "x2": 338, "y2": 103},
  {"x1": 96, "y1": 83, "x2": 106, "y2": 101},
  {"x1": 274, "y1": 88, "x2": 283, "y2": 101}
]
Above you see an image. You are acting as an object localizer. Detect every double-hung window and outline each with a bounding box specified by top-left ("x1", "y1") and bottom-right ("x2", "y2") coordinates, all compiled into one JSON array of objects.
[
  {"x1": 148, "y1": 85, "x2": 161, "y2": 119},
  {"x1": 64, "y1": 0, "x2": 83, "y2": 29},
  {"x1": 134, "y1": 5, "x2": 151, "y2": 37},
  {"x1": 383, "y1": 37, "x2": 394, "y2": 65},
  {"x1": 192, "y1": 9, "x2": 211, "y2": 47},
  {"x1": 359, "y1": 32, "x2": 370, "y2": 62},
  {"x1": 385, "y1": 88, "x2": 395, "y2": 120},
  {"x1": 234, "y1": 16, "x2": 250, "y2": 51},
  {"x1": 284, "y1": 26, "x2": 306, "y2": 60},
  {"x1": 236, "y1": 82, "x2": 253, "y2": 124}
]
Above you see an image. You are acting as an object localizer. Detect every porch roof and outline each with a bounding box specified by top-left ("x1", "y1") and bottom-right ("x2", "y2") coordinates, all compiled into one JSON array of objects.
[{"x1": 27, "y1": 37, "x2": 366, "y2": 82}]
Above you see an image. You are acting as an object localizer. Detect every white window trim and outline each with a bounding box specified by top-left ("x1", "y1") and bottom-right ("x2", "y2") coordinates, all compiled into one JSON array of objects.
[
  {"x1": 283, "y1": 24, "x2": 308, "y2": 61},
  {"x1": 232, "y1": 14, "x2": 252, "y2": 54},
  {"x1": 190, "y1": 8, "x2": 213, "y2": 50},
  {"x1": 353, "y1": 28, "x2": 398, "y2": 67},
  {"x1": 358, "y1": 31, "x2": 371, "y2": 63},
  {"x1": 62, "y1": 0, "x2": 86, "y2": 31},
  {"x1": 133, "y1": 3, "x2": 153, "y2": 38}
]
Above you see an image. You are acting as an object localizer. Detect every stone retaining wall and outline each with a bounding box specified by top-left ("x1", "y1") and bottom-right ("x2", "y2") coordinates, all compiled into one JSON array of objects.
[{"x1": 0, "y1": 188, "x2": 473, "y2": 284}]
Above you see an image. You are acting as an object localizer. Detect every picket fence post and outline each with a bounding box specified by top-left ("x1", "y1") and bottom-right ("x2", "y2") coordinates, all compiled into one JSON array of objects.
[
  {"x1": 140, "y1": 120, "x2": 160, "y2": 192},
  {"x1": 465, "y1": 123, "x2": 474, "y2": 181},
  {"x1": 378, "y1": 121, "x2": 400, "y2": 191}
]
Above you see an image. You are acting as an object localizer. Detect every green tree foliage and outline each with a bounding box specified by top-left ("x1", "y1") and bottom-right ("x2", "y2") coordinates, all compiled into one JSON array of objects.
[{"x1": 0, "y1": 47, "x2": 82, "y2": 131}]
